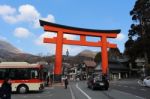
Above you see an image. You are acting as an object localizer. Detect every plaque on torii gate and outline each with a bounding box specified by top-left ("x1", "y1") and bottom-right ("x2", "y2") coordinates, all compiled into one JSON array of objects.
[{"x1": 39, "y1": 20, "x2": 120, "y2": 81}]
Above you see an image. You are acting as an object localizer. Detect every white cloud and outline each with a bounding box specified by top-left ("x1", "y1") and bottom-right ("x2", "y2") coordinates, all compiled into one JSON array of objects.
[
  {"x1": 35, "y1": 32, "x2": 78, "y2": 46},
  {"x1": 34, "y1": 32, "x2": 57, "y2": 55},
  {"x1": 42, "y1": 14, "x2": 55, "y2": 23},
  {"x1": 18, "y1": 4, "x2": 40, "y2": 22},
  {"x1": 116, "y1": 33, "x2": 126, "y2": 41},
  {"x1": 64, "y1": 34, "x2": 77, "y2": 40},
  {"x1": 0, "y1": 5, "x2": 16, "y2": 16},
  {"x1": 35, "y1": 32, "x2": 57, "y2": 45},
  {"x1": 34, "y1": 14, "x2": 55, "y2": 28},
  {"x1": 1, "y1": 4, "x2": 40, "y2": 24},
  {"x1": 3, "y1": 15, "x2": 18, "y2": 23},
  {"x1": 14, "y1": 27, "x2": 31, "y2": 38},
  {"x1": 0, "y1": 4, "x2": 55, "y2": 28}
]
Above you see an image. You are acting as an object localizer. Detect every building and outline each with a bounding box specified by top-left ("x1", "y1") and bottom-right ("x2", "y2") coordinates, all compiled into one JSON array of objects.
[
  {"x1": 95, "y1": 60, "x2": 129, "y2": 80},
  {"x1": 68, "y1": 60, "x2": 96, "y2": 80},
  {"x1": 83, "y1": 60, "x2": 96, "y2": 78}
]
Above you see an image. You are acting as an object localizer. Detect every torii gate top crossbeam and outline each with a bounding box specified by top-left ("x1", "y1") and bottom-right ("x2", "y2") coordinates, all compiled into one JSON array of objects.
[{"x1": 40, "y1": 20, "x2": 120, "y2": 38}]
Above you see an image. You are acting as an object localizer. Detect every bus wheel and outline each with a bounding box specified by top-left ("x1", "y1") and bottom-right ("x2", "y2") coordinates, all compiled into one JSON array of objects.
[{"x1": 17, "y1": 85, "x2": 28, "y2": 94}]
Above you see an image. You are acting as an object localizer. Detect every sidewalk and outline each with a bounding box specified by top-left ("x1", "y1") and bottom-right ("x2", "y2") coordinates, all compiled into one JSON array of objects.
[{"x1": 110, "y1": 78, "x2": 139, "y2": 85}]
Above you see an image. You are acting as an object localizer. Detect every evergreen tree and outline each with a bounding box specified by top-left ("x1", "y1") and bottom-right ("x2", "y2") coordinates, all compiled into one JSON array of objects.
[{"x1": 125, "y1": 0, "x2": 150, "y2": 63}]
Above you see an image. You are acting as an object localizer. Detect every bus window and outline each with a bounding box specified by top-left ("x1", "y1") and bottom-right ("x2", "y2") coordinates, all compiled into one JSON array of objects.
[
  {"x1": 9, "y1": 68, "x2": 30, "y2": 80},
  {"x1": 31, "y1": 69, "x2": 38, "y2": 79},
  {"x1": 9, "y1": 70, "x2": 15, "y2": 79},
  {"x1": 0, "y1": 69, "x2": 6, "y2": 79}
]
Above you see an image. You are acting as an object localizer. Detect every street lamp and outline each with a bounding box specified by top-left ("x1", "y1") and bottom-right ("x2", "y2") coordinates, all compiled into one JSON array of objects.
[{"x1": 66, "y1": 49, "x2": 69, "y2": 57}]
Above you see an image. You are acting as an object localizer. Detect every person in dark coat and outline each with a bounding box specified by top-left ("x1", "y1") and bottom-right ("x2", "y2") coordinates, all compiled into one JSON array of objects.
[
  {"x1": 0, "y1": 78, "x2": 12, "y2": 99},
  {"x1": 46, "y1": 76, "x2": 50, "y2": 86},
  {"x1": 64, "y1": 78, "x2": 68, "y2": 89}
]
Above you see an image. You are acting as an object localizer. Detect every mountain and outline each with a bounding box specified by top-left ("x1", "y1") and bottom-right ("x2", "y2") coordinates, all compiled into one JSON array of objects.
[
  {"x1": 64, "y1": 50, "x2": 98, "y2": 65},
  {"x1": 0, "y1": 40, "x2": 40, "y2": 62},
  {"x1": 0, "y1": 40, "x2": 98, "y2": 64},
  {"x1": 0, "y1": 40, "x2": 21, "y2": 54},
  {"x1": 76, "y1": 50, "x2": 97, "y2": 58}
]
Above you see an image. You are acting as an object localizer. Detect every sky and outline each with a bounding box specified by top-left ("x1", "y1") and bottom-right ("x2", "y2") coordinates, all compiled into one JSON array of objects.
[{"x1": 0, "y1": 0, "x2": 136, "y2": 56}]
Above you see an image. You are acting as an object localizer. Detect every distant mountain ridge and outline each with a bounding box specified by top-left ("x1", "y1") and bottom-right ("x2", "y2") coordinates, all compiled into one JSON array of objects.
[
  {"x1": 0, "y1": 40, "x2": 98, "y2": 64},
  {"x1": 0, "y1": 40, "x2": 21, "y2": 54},
  {"x1": 0, "y1": 40, "x2": 40, "y2": 62},
  {"x1": 77, "y1": 50, "x2": 97, "y2": 58},
  {"x1": 64, "y1": 50, "x2": 98, "y2": 65}
]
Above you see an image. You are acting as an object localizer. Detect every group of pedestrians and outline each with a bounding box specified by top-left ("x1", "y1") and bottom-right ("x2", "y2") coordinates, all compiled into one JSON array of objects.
[{"x1": 0, "y1": 78, "x2": 12, "y2": 99}]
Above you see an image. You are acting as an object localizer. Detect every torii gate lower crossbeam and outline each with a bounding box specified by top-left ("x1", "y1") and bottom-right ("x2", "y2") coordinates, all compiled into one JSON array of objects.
[{"x1": 39, "y1": 20, "x2": 121, "y2": 82}]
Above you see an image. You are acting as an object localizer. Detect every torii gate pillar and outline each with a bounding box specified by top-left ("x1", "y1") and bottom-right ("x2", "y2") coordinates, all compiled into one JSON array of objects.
[
  {"x1": 39, "y1": 20, "x2": 120, "y2": 82},
  {"x1": 101, "y1": 36, "x2": 108, "y2": 74},
  {"x1": 55, "y1": 31, "x2": 63, "y2": 80}
]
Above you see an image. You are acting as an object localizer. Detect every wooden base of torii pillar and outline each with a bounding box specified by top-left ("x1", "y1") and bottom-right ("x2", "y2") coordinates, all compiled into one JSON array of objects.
[{"x1": 39, "y1": 20, "x2": 120, "y2": 82}]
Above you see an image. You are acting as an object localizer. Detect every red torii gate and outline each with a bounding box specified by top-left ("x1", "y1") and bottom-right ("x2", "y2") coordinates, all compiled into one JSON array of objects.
[{"x1": 39, "y1": 20, "x2": 120, "y2": 81}]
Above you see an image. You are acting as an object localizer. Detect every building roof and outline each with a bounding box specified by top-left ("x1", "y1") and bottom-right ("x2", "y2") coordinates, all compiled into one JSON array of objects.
[
  {"x1": 0, "y1": 62, "x2": 40, "y2": 68},
  {"x1": 84, "y1": 60, "x2": 96, "y2": 68},
  {"x1": 95, "y1": 61, "x2": 128, "y2": 71}
]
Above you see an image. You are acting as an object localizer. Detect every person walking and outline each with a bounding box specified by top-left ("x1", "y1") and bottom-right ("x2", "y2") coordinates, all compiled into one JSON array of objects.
[
  {"x1": 46, "y1": 76, "x2": 50, "y2": 86},
  {"x1": 64, "y1": 78, "x2": 68, "y2": 89},
  {"x1": 0, "y1": 78, "x2": 12, "y2": 99}
]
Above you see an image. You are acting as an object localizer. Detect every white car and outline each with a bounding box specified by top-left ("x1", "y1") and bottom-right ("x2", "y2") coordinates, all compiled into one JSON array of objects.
[{"x1": 143, "y1": 76, "x2": 150, "y2": 87}]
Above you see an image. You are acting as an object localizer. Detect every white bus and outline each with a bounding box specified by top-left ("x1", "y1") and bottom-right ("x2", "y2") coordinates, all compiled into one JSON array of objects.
[{"x1": 0, "y1": 62, "x2": 44, "y2": 93}]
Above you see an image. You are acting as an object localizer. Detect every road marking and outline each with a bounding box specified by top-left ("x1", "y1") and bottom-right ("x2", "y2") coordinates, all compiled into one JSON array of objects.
[
  {"x1": 135, "y1": 96, "x2": 146, "y2": 99},
  {"x1": 69, "y1": 85, "x2": 76, "y2": 99},
  {"x1": 76, "y1": 83, "x2": 92, "y2": 99}
]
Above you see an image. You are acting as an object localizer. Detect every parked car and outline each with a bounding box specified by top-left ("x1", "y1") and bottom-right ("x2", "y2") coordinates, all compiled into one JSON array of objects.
[
  {"x1": 87, "y1": 74, "x2": 109, "y2": 90},
  {"x1": 143, "y1": 76, "x2": 150, "y2": 87}
]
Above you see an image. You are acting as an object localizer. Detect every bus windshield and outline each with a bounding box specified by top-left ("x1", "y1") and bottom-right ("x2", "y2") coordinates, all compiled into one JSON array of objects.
[{"x1": 0, "y1": 68, "x2": 40, "y2": 80}]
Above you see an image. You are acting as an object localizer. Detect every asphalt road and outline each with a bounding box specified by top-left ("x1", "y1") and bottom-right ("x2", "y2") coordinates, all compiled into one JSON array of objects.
[
  {"x1": 12, "y1": 80, "x2": 149, "y2": 99},
  {"x1": 110, "y1": 79, "x2": 150, "y2": 99}
]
